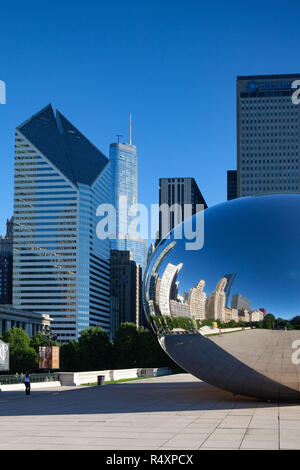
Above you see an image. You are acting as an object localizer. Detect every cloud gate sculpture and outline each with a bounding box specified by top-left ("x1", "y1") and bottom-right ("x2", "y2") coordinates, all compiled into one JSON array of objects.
[{"x1": 143, "y1": 195, "x2": 300, "y2": 401}]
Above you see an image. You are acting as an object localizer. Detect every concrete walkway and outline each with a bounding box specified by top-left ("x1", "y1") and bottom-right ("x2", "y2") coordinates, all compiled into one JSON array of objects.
[{"x1": 1, "y1": 373, "x2": 300, "y2": 450}]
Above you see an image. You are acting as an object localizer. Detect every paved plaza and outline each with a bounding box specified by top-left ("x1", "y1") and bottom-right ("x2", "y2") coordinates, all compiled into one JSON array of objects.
[{"x1": 1, "y1": 373, "x2": 300, "y2": 450}]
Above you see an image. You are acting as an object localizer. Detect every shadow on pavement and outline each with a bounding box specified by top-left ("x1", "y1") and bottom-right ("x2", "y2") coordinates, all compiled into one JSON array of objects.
[{"x1": 0, "y1": 375, "x2": 295, "y2": 417}]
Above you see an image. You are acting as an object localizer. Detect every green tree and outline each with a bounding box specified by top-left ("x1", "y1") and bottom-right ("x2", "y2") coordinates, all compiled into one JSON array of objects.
[
  {"x1": 3, "y1": 327, "x2": 30, "y2": 350},
  {"x1": 60, "y1": 340, "x2": 80, "y2": 371},
  {"x1": 136, "y1": 326, "x2": 155, "y2": 367},
  {"x1": 263, "y1": 313, "x2": 275, "y2": 329},
  {"x1": 200, "y1": 318, "x2": 214, "y2": 327},
  {"x1": 136, "y1": 326, "x2": 175, "y2": 368},
  {"x1": 3, "y1": 328, "x2": 38, "y2": 373},
  {"x1": 290, "y1": 316, "x2": 300, "y2": 330},
  {"x1": 30, "y1": 331, "x2": 58, "y2": 353},
  {"x1": 8, "y1": 347, "x2": 38, "y2": 373},
  {"x1": 113, "y1": 323, "x2": 139, "y2": 368},
  {"x1": 78, "y1": 327, "x2": 113, "y2": 371}
]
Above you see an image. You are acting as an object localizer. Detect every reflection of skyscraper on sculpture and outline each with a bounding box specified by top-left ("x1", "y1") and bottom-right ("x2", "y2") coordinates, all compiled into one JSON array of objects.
[
  {"x1": 225, "y1": 307, "x2": 239, "y2": 322},
  {"x1": 172, "y1": 281, "x2": 179, "y2": 301},
  {"x1": 189, "y1": 280, "x2": 206, "y2": 320},
  {"x1": 144, "y1": 241, "x2": 178, "y2": 328},
  {"x1": 206, "y1": 277, "x2": 227, "y2": 321},
  {"x1": 159, "y1": 263, "x2": 183, "y2": 316},
  {"x1": 169, "y1": 300, "x2": 191, "y2": 317},
  {"x1": 249, "y1": 310, "x2": 264, "y2": 322},
  {"x1": 231, "y1": 294, "x2": 251, "y2": 312},
  {"x1": 223, "y1": 273, "x2": 236, "y2": 308},
  {"x1": 146, "y1": 241, "x2": 176, "y2": 303}
]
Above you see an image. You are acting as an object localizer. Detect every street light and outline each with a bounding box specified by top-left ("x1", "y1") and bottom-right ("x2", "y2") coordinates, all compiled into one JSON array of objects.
[{"x1": 43, "y1": 326, "x2": 57, "y2": 346}]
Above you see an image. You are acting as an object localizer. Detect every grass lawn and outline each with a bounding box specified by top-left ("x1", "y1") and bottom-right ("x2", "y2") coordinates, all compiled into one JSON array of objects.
[
  {"x1": 203, "y1": 329, "x2": 247, "y2": 337},
  {"x1": 81, "y1": 376, "x2": 156, "y2": 386}
]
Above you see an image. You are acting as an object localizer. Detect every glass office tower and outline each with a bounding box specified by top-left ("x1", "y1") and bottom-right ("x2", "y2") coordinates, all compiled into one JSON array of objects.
[
  {"x1": 110, "y1": 142, "x2": 147, "y2": 273},
  {"x1": 13, "y1": 104, "x2": 111, "y2": 341}
]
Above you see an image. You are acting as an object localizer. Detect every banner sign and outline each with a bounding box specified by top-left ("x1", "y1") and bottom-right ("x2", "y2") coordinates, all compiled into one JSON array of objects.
[
  {"x1": 39, "y1": 346, "x2": 60, "y2": 369},
  {"x1": 0, "y1": 340, "x2": 9, "y2": 371}
]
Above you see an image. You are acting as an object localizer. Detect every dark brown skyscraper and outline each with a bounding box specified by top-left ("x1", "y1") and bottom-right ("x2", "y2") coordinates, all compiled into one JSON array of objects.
[
  {"x1": 158, "y1": 177, "x2": 207, "y2": 242},
  {"x1": 110, "y1": 250, "x2": 142, "y2": 337},
  {"x1": 0, "y1": 217, "x2": 14, "y2": 304},
  {"x1": 227, "y1": 170, "x2": 237, "y2": 200}
]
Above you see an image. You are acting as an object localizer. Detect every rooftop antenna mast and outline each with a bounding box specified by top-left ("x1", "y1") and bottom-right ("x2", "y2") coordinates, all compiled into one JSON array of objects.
[
  {"x1": 116, "y1": 134, "x2": 123, "y2": 144},
  {"x1": 130, "y1": 113, "x2": 132, "y2": 145}
]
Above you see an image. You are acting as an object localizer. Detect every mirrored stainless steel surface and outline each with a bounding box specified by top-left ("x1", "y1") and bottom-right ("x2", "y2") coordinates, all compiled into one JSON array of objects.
[{"x1": 143, "y1": 195, "x2": 300, "y2": 401}]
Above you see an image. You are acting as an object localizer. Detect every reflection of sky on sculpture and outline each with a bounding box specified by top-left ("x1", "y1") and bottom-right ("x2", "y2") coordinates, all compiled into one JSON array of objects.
[{"x1": 153, "y1": 195, "x2": 300, "y2": 319}]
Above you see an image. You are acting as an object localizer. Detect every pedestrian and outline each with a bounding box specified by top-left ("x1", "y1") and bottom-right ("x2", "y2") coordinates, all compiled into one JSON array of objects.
[{"x1": 24, "y1": 371, "x2": 31, "y2": 395}]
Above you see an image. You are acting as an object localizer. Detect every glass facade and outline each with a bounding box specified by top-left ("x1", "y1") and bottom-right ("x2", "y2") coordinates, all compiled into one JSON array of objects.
[
  {"x1": 13, "y1": 105, "x2": 111, "y2": 341},
  {"x1": 110, "y1": 142, "x2": 147, "y2": 273}
]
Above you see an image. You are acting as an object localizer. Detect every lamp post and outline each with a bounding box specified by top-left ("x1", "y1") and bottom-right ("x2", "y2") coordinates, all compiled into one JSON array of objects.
[
  {"x1": 43, "y1": 325, "x2": 57, "y2": 345},
  {"x1": 42, "y1": 326, "x2": 58, "y2": 376}
]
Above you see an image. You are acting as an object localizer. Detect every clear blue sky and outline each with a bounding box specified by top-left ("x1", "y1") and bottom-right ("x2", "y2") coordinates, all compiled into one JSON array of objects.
[{"x1": 0, "y1": 0, "x2": 300, "y2": 236}]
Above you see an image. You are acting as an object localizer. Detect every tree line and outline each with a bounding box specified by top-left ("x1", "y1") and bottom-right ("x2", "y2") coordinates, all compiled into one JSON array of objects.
[
  {"x1": 0, "y1": 323, "x2": 176, "y2": 374},
  {"x1": 151, "y1": 313, "x2": 297, "y2": 331},
  {"x1": 2, "y1": 314, "x2": 299, "y2": 374}
]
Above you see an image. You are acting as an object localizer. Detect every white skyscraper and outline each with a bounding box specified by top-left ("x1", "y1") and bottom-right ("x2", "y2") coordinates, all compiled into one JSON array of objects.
[
  {"x1": 189, "y1": 280, "x2": 206, "y2": 320},
  {"x1": 159, "y1": 263, "x2": 183, "y2": 316},
  {"x1": 206, "y1": 277, "x2": 227, "y2": 322},
  {"x1": 13, "y1": 105, "x2": 112, "y2": 341}
]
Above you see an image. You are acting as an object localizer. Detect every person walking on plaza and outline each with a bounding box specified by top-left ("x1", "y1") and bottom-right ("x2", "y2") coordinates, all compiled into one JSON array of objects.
[{"x1": 24, "y1": 371, "x2": 31, "y2": 395}]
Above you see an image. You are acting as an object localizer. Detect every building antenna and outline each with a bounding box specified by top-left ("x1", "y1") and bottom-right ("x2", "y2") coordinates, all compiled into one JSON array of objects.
[
  {"x1": 116, "y1": 134, "x2": 123, "y2": 144},
  {"x1": 130, "y1": 113, "x2": 132, "y2": 145}
]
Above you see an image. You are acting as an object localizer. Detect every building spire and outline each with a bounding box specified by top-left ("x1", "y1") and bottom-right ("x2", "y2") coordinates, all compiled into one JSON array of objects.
[{"x1": 130, "y1": 113, "x2": 132, "y2": 145}]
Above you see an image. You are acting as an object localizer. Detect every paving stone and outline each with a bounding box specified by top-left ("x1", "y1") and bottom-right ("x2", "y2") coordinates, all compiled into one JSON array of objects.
[{"x1": 0, "y1": 373, "x2": 299, "y2": 450}]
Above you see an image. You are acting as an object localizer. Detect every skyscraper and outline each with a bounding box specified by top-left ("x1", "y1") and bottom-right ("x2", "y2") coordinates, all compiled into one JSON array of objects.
[
  {"x1": 0, "y1": 217, "x2": 14, "y2": 304},
  {"x1": 206, "y1": 277, "x2": 227, "y2": 322},
  {"x1": 227, "y1": 170, "x2": 237, "y2": 200},
  {"x1": 236, "y1": 74, "x2": 300, "y2": 197},
  {"x1": 158, "y1": 262, "x2": 183, "y2": 316},
  {"x1": 110, "y1": 250, "x2": 142, "y2": 333},
  {"x1": 223, "y1": 273, "x2": 237, "y2": 308},
  {"x1": 231, "y1": 294, "x2": 251, "y2": 312},
  {"x1": 13, "y1": 105, "x2": 111, "y2": 341},
  {"x1": 158, "y1": 177, "x2": 207, "y2": 242},
  {"x1": 189, "y1": 280, "x2": 206, "y2": 320},
  {"x1": 110, "y1": 141, "x2": 147, "y2": 273},
  {"x1": 169, "y1": 300, "x2": 191, "y2": 318}
]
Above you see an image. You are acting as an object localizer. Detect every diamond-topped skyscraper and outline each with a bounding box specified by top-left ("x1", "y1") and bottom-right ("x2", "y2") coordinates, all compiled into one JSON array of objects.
[
  {"x1": 109, "y1": 133, "x2": 147, "y2": 273},
  {"x1": 13, "y1": 105, "x2": 111, "y2": 341}
]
